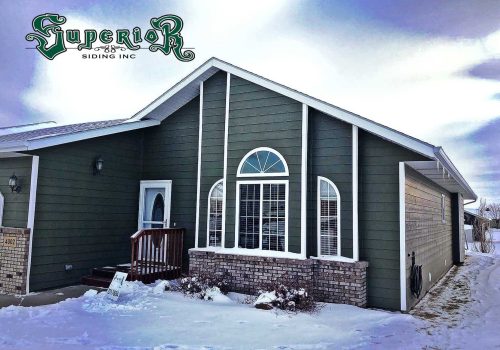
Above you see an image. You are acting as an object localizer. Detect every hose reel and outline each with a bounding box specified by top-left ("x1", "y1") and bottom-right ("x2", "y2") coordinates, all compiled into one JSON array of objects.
[{"x1": 409, "y1": 251, "x2": 422, "y2": 299}]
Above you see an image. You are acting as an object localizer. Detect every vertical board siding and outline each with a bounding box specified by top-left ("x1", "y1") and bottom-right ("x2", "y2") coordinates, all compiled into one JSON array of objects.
[
  {"x1": 0, "y1": 156, "x2": 32, "y2": 228},
  {"x1": 198, "y1": 71, "x2": 227, "y2": 247},
  {"x1": 225, "y1": 75, "x2": 303, "y2": 252},
  {"x1": 358, "y1": 130, "x2": 428, "y2": 310},
  {"x1": 142, "y1": 97, "x2": 200, "y2": 266},
  {"x1": 405, "y1": 166, "x2": 453, "y2": 309},
  {"x1": 307, "y1": 108, "x2": 353, "y2": 258},
  {"x1": 29, "y1": 132, "x2": 142, "y2": 291}
]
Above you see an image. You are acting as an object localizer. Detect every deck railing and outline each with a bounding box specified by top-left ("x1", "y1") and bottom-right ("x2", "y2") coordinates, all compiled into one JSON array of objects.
[{"x1": 130, "y1": 228, "x2": 184, "y2": 283}]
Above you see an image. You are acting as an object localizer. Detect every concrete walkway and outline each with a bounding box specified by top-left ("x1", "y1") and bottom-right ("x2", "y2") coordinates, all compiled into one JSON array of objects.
[{"x1": 0, "y1": 285, "x2": 104, "y2": 308}]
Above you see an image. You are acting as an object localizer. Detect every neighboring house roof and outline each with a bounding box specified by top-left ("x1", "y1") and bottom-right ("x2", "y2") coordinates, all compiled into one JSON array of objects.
[
  {"x1": 0, "y1": 57, "x2": 477, "y2": 200},
  {"x1": 464, "y1": 208, "x2": 490, "y2": 221}
]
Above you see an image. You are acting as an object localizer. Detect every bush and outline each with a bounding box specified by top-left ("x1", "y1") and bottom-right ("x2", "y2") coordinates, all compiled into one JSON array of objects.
[
  {"x1": 253, "y1": 278, "x2": 319, "y2": 313},
  {"x1": 178, "y1": 272, "x2": 230, "y2": 300}
]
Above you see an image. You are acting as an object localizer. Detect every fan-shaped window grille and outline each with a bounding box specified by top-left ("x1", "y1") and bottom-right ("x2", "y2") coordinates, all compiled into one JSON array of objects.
[{"x1": 238, "y1": 148, "x2": 288, "y2": 177}]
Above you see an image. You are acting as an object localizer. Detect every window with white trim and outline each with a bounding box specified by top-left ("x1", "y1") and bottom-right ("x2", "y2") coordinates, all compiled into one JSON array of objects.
[
  {"x1": 207, "y1": 180, "x2": 224, "y2": 247},
  {"x1": 238, "y1": 182, "x2": 287, "y2": 251},
  {"x1": 237, "y1": 147, "x2": 289, "y2": 177},
  {"x1": 236, "y1": 147, "x2": 289, "y2": 252},
  {"x1": 317, "y1": 177, "x2": 340, "y2": 256}
]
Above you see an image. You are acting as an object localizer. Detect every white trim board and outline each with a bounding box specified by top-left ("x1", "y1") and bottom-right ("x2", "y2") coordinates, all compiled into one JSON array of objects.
[
  {"x1": 222, "y1": 73, "x2": 230, "y2": 248},
  {"x1": 399, "y1": 162, "x2": 407, "y2": 312},
  {"x1": 195, "y1": 82, "x2": 204, "y2": 248},
  {"x1": 300, "y1": 104, "x2": 308, "y2": 258},
  {"x1": 25, "y1": 155, "x2": 39, "y2": 294},
  {"x1": 352, "y1": 125, "x2": 359, "y2": 261}
]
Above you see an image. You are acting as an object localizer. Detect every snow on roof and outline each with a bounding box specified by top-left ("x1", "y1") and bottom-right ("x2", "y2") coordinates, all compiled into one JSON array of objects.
[{"x1": 0, "y1": 119, "x2": 126, "y2": 143}]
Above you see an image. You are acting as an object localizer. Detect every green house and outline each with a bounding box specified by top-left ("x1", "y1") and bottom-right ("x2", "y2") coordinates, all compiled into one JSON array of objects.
[{"x1": 0, "y1": 58, "x2": 475, "y2": 311}]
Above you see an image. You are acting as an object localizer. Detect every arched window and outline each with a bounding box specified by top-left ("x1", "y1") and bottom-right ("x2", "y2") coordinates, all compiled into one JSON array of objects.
[
  {"x1": 0, "y1": 191, "x2": 4, "y2": 227},
  {"x1": 207, "y1": 179, "x2": 224, "y2": 247},
  {"x1": 317, "y1": 177, "x2": 341, "y2": 256},
  {"x1": 237, "y1": 147, "x2": 289, "y2": 177}
]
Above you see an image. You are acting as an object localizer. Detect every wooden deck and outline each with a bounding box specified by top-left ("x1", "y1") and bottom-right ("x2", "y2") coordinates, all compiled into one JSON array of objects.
[{"x1": 82, "y1": 228, "x2": 184, "y2": 288}]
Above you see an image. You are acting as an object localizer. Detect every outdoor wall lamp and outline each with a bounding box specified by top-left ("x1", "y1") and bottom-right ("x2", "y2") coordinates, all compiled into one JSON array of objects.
[
  {"x1": 8, "y1": 173, "x2": 21, "y2": 193},
  {"x1": 93, "y1": 156, "x2": 104, "y2": 175}
]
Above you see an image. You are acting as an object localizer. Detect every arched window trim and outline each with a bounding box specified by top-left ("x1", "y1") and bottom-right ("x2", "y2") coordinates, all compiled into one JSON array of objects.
[
  {"x1": 317, "y1": 176, "x2": 341, "y2": 257},
  {"x1": 0, "y1": 191, "x2": 4, "y2": 227},
  {"x1": 237, "y1": 147, "x2": 289, "y2": 177},
  {"x1": 206, "y1": 179, "x2": 224, "y2": 247}
]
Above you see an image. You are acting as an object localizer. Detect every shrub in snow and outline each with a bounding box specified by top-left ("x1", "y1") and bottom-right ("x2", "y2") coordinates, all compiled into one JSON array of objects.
[
  {"x1": 254, "y1": 278, "x2": 318, "y2": 313},
  {"x1": 179, "y1": 272, "x2": 230, "y2": 300}
]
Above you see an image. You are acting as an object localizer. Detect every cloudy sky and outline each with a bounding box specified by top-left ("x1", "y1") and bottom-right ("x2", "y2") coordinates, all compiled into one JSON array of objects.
[{"x1": 1, "y1": 0, "x2": 499, "y2": 203}]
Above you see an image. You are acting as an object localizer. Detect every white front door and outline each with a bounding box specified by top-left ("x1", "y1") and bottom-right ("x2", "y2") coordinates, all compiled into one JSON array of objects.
[{"x1": 138, "y1": 180, "x2": 172, "y2": 229}]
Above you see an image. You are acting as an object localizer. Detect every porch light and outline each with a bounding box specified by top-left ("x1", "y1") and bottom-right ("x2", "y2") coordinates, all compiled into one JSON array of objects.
[
  {"x1": 8, "y1": 173, "x2": 21, "y2": 193},
  {"x1": 93, "y1": 156, "x2": 104, "y2": 175}
]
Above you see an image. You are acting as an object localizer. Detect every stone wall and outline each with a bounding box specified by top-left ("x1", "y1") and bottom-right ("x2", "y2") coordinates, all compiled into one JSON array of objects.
[
  {"x1": 0, "y1": 227, "x2": 31, "y2": 295},
  {"x1": 189, "y1": 250, "x2": 368, "y2": 307}
]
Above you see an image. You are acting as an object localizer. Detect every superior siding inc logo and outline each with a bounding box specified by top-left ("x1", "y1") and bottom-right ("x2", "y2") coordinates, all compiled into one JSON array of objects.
[{"x1": 26, "y1": 13, "x2": 195, "y2": 61}]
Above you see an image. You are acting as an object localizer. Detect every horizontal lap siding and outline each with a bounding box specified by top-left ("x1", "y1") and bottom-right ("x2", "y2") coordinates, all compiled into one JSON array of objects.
[
  {"x1": 358, "y1": 130, "x2": 427, "y2": 310},
  {"x1": 142, "y1": 97, "x2": 200, "y2": 266},
  {"x1": 0, "y1": 156, "x2": 32, "y2": 228},
  {"x1": 307, "y1": 109, "x2": 352, "y2": 258},
  {"x1": 198, "y1": 71, "x2": 226, "y2": 247},
  {"x1": 405, "y1": 166, "x2": 453, "y2": 309},
  {"x1": 225, "y1": 76, "x2": 302, "y2": 252},
  {"x1": 29, "y1": 132, "x2": 142, "y2": 291}
]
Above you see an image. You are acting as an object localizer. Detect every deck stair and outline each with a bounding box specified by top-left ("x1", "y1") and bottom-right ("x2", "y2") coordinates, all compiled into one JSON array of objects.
[{"x1": 81, "y1": 265, "x2": 130, "y2": 288}]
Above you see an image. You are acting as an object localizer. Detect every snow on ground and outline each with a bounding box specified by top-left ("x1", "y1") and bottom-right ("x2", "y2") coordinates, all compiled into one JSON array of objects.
[{"x1": 0, "y1": 231, "x2": 499, "y2": 350}]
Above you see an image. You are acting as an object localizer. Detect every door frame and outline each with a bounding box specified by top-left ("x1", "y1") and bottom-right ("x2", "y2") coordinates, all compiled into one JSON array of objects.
[{"x1": 137, "y1": 180, "x2": 172, "y2": 230}]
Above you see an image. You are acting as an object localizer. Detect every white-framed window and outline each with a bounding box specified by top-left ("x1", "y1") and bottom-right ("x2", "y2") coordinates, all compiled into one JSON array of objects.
[
  {"x1": 237, "y1": 147, "x2": 289, "y2": 177},
  {"x1": 236, "y1": 180, "x2": 288, "y2": 251},
  {"x1": 441, "y1": 194, "x2": 446, "y2": 223},
  {"x1": 317, "y1": 176, "x2": 341, "y2": 257},
  {"x1": 0, "y1": 191, "x2": 4, "y2": 227},
  {"x1": 207, "y1": 179, "x2": 224, "y2": 247}
]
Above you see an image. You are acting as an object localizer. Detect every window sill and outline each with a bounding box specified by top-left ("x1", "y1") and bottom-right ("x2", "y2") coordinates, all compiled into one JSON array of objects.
[
  {"x1": 311, "y1": 255, "x2": 357, "y2": 263},
  {"x1": 190, "y1": 247, "x2": 306, "y2": 260}
]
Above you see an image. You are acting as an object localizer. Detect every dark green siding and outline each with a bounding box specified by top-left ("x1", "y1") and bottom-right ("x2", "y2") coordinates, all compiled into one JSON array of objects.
[
  {"x1": 0, "y1": 156, "x2": 32, "y2": 228},
  {"x1": 358, "y1": 130, "x2": 427, "y2": 310},
  {"x1": 29, "y1": 132, "x2": 142, "y2": 291},
  {"x1": 142, "y1": 97, "x2": 200, "y2": 265},
  {"x1": 225, "y1": 75, "x2": 303, "y2": 252},
  {"x1": 198, "y1": 72, "x2": 226, "y2": 247},
  {"x1": 307, "y1": 109, "x2": 352, "y2": 258}
]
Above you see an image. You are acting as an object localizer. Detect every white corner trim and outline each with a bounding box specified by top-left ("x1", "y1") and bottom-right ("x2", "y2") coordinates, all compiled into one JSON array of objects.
[
  {"x1": 206, "y1": 179, "x2": 224, "y2": 247},
  {"x1": 352, "y1": 125, "x2": 359, "y2": 262},
  {"x1": 222, "y1": 73, "x2": 231, "y2": 248},
  {"x1": 195, "y1": 82, "x2": 204, "y2": 248},
  {"x1": 301, "y1": 104, "x2": 308, "y2": 258},
  {"x1": 317, "y1": 176, "x2": 341, "y2": 257},
  {"x1": 25, "y1": 155, "x2": 39, "y2": 294},
  {"x1": 399, "y1": 162, "x2": 407, "y2": 312},
  {"x1": 236, "y1": 147, "x2": 290, "y2": 177}
]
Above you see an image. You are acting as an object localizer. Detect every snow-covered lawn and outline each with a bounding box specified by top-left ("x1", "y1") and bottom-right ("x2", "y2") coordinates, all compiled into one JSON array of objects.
[{"x1": 1, "y1": 232, "x2": 499, "y2": 350}]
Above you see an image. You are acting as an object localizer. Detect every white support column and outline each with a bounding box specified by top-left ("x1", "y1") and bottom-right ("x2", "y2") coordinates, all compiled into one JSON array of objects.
[
  {"x1": 399, "y1": 162, "x2": 407, "y2": 311},
  {"x1": 301, "y1": 104, "x2": 308, "y2": 258},
  {"x1": 195, "y1": 82, "x2": 204, "y2": 248},
  {"x1": 222, "y1": 73, "x2": 231, "y2": 248},
  {"x1": 25, "y1": 155, "x2": 39, "y2": 294},
  {"x1": 352, "y1": 125, "x2": 359, "y2": 261}
]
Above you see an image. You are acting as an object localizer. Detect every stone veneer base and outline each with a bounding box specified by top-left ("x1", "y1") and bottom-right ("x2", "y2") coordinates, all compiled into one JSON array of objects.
[
  {"x1": 189, "y1": 250, "x2": 368, "y2": 307},
  {"x1": 0, "y1": 227, "x2": 31, "y2": 295}
]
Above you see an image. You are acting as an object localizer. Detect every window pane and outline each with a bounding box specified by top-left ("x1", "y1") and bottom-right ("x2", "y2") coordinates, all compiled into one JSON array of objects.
[
  {"x1": 319, "y1": 179, "x2": 339, "y2": 256},
  {"x1": 262, "y1": 184, "x2": 286, "y2": 251},
  {"x1": 239, "y1": 149, "x2": 287, "y2": 175},
  {"x1": 208, "y1": 181, "x2": 223, "y2": 247},
  {"x1": 239, "y1": 184, "x2": 260, "y2": 249}
]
